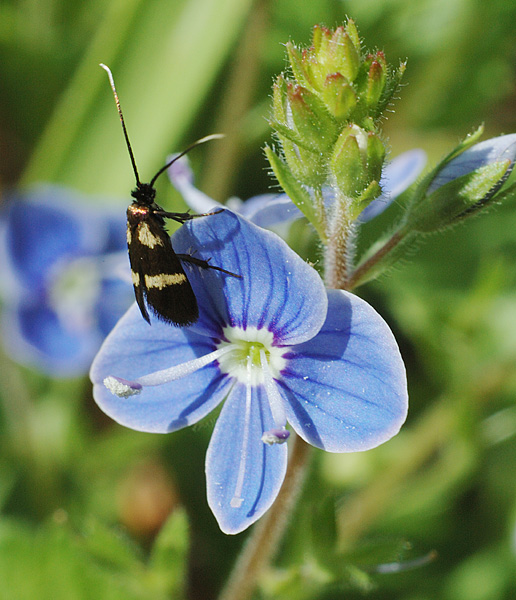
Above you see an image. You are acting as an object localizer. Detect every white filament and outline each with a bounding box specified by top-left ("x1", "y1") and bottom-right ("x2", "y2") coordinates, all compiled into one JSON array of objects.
[{"x1": 230, "y1": 356, "x2": 253, "y2": 508}]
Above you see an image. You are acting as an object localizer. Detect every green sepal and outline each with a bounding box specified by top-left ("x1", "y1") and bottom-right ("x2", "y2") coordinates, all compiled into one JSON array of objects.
[
  {"x1": 405, "y1": 160, "x2": 512, "y2": 232},
  {"x1": 366, "y1": 55, "x2": 387, "y2": 108},
  {"x1": 270, "y1": 120, "x2": 316, "y2": 153},
  {"x1": 264, "y1": 145, "x2": 326, "y2": 240},
  {"x1": 462, "y1": 179, "x2": 516, "y2": 219},
  {"x1": 287, "y1": 84, "x2": 338, "y2": 152},
  {"x1": 405, "y1": 125, "x2": 485, "y2": 213},
  {"x1": 272, "y1": 75, "x2": 289, "y2": 126},
  {"x1": 345, "y1": 18, "x2": 361, "y2": 51},
  {"x1": 351, "y1": 180, "x2": 382, "y2": 219},
  {"x1": 280, "y1": 134, "x2": 327, "y2": 187},
  {"x1": 373, "y1": 60, "x2": 406, "y2": 120},
  {"x1": 336, "y1": 30, "x2": 361, "y2": 83},
  {"x1": 322, "y1": 73, "x2": 357, "y2": 120},
  {"x1": 286, "y1": 42, "x2": 313, "y2": 90},
  {"x1": 440, "y1": 124, "x2": 485, "y2": 165},
  {"x1": 366, "y1": 132, "x2": 386, "y2": 182},
  {"x1": 311, "y1": 24, "x2": 325, "y2": 54},
  {"x1": 330, "y1": 129, "x2": 365, "y2": 197}
]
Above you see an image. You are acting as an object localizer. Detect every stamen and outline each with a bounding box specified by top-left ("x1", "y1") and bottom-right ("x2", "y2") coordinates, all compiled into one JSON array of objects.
[
  {"x1": 262, "y1": 428, "x2": 290, "y2": 445},
  {"x1": 259, "y1": 348, "x2": 287, "y2": 429},
  {"x1": 104, "y1": 376, "x2": 142, "y2": 397},
  {"x1": 230, "y1": 356, "x2": 253, "y2": 509},
  {"x1": 104, "y1": 346, "x2": 231, "y2": 397}
]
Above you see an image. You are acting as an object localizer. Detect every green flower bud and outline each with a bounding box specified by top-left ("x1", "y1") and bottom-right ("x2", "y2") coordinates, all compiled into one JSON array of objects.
[
  {"x1": 330, "y1": 125, "x2": 367, "y2": 196},
  {"x1": 322, "y1": 73, "x2": 357, "y2": 120},
  {"x1": 404, "y1": 132, "x2": 516, "y2": 232},
  {"x1": 286, "y1": 84, "x2": 337, "y2": 152},
  {"x1": 330, "y1": 126, "x2": 386, "y2": 200},
  {"x1": 366, "y1": 54, "x2": 387, "y2": 108}
]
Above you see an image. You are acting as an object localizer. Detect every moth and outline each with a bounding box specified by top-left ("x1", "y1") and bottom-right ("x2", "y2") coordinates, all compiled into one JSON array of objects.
[{"x1": 101, "y1": 64, "x2": 239, "y2": 326}]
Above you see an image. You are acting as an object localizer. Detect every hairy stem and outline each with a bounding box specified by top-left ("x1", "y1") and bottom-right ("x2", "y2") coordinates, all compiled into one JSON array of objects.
[{"x1": 324, "y1": 197, "x2": 355, "y2": 289}]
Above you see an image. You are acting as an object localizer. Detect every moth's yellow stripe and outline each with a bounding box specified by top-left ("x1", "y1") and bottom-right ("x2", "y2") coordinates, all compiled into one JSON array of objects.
[
  {"x1": 131, "y1": 270, "x2": 140, "y2": 286},
  {"x1": 144, "y1": 273, "x2": 187, "y2": 289},
  {"x1": 126, "y1": 225, "x2": 132, "y2": 245},
  {"x1": 138, "y1": 222, "x2": 164, "y2": 248}
]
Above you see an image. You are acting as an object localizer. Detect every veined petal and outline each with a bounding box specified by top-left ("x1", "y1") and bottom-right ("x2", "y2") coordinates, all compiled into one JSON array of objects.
[
  {"x1": 90, "y1": 305, "x2": 232, "y2": 433},
  {"x1": 175, "y1": 209, "x2": 328, "y2": 345},
  {"x1": 280, "y1": 290, "x2": 407, "y2": 452},
  {"x1": 206, "y1": 383, "x2": 288, "y2": 534}
]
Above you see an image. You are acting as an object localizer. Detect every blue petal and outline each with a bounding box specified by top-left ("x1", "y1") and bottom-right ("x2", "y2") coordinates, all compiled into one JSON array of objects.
[
  {"x1": 427, "y1": 134, "x2": 516, "y2": 195},
  {"x1": 174, "y1": 209, "x2": 328, "y2": 345},
  {"x1": 96, "y1": 276, "x2": 134, "y2": 336},
  {"x1": 280, "y1": 290, "x2": 408, "y2": 452},
  {"x1": 2, "y1": 303, "x2": 100, "y2": 377},
  {"x1": 103, "y1": 211, "x2": 129, "y2": 253},
  {"x1": 238, "y1": 194, "x2": 302, "y2": 228},
  {"x1": 4, "y1": 186, "x2": 109, "y2": 291},
  {"x1": 169, "y1": 155, "x2": 303, "y2": 227},
  {"x1": 206, "y1": 383, "x2": 288, "y2": 534},
  {"x1": 168, "y1": 156, "x2": 223, "y2": 214},
  {"x1": 359, "y1": 149, "x2": 427, "y2": 221},
  {"x1": 90, "y1": 305, "x2": 232, "y2": 433}
]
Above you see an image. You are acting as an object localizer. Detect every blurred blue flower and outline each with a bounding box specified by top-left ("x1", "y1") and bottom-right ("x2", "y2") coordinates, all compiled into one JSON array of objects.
[
  {"x1": 0, "y1": 185, "x2": 133, "y2": 376},
  {"x1": 168, "y1": 149, "x2": 426, "y2": 228},
  {"x1": 90, "y1": 209, "x2": 408, "y2": 534}
]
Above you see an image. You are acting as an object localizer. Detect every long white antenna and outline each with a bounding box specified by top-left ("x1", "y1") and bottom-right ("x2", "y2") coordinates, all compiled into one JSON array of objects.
[{"x1": 100, "y1": 63, "x2": 141, "y2": 186}]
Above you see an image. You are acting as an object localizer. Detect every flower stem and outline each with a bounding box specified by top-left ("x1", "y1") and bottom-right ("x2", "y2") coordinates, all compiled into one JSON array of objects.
[
  {"x1": 345, "y1": 226, "x2": 409, "y2": 290},
  {"x1": 217, "y1": 434, "x2": 312, "y2": 600},
  {"x1": 324, "y1": 196, "x2": 355, "y2": 289}
]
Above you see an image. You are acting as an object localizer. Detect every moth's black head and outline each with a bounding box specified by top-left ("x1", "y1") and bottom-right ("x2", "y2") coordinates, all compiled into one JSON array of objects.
[{"x1": 131, "y1": 182, "x2": 156, "y2": 205}]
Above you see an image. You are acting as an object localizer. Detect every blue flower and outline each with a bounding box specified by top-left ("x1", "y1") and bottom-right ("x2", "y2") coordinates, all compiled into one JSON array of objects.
[
  {"x1": 90, "y1": 209, "x2": 408, "y2": 534},
  {"x1": 168, "y1": 149, "x2": 426, "y2": 228},
  {"x1": 0, "y1": 185, "x2": 133, "y2": 376}
]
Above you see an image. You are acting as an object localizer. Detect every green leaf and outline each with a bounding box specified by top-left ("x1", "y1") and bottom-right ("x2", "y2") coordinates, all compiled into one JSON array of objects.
[
  {"x1": 22, "y1": 0, "x2": 254, "y2": 195},
  {"x1": 0, "y1": 518, "x2": 146, "y2": 600},
  {"x1": 406, "y1": 160, "x2": 511, "y2": 232}
]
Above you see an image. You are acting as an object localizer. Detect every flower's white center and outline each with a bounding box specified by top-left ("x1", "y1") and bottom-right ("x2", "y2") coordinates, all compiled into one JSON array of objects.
[
  {"x1": 216, "y1": 326, "x2": 287, "y2": 385},
  {"x1": 48, "y1": 256, "x2": 101, "y2": 332}
]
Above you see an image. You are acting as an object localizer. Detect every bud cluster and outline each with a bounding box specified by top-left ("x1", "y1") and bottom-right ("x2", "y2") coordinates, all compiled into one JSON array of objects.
[{"x1": 265, "y1": 20, "x2": 406, "y2": 235}]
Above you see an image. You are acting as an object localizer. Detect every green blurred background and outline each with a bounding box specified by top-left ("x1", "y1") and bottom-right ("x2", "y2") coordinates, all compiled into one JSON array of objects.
[{"x1": 2, "y1": 0, "x2": 516, "y2": 598}]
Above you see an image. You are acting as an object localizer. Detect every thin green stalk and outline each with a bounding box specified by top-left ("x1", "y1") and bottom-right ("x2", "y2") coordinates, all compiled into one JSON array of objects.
[{"x1": 345, "y1": 226, "x2": 410, "y2": 290}]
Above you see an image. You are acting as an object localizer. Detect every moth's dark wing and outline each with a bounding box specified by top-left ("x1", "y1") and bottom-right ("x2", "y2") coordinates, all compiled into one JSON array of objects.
[
  {"x1": 143, "y1": 236, "x2": 199, "y2": 326},
  {"x1": 127, "y1": 223, "x2": 151, "y2": 324},
  {"x1": 133, "y1": 264, "x2": 151, "y2": 324},
  {"x1": 126, "y1": 214, "x2": 198, "y2": 326}
]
